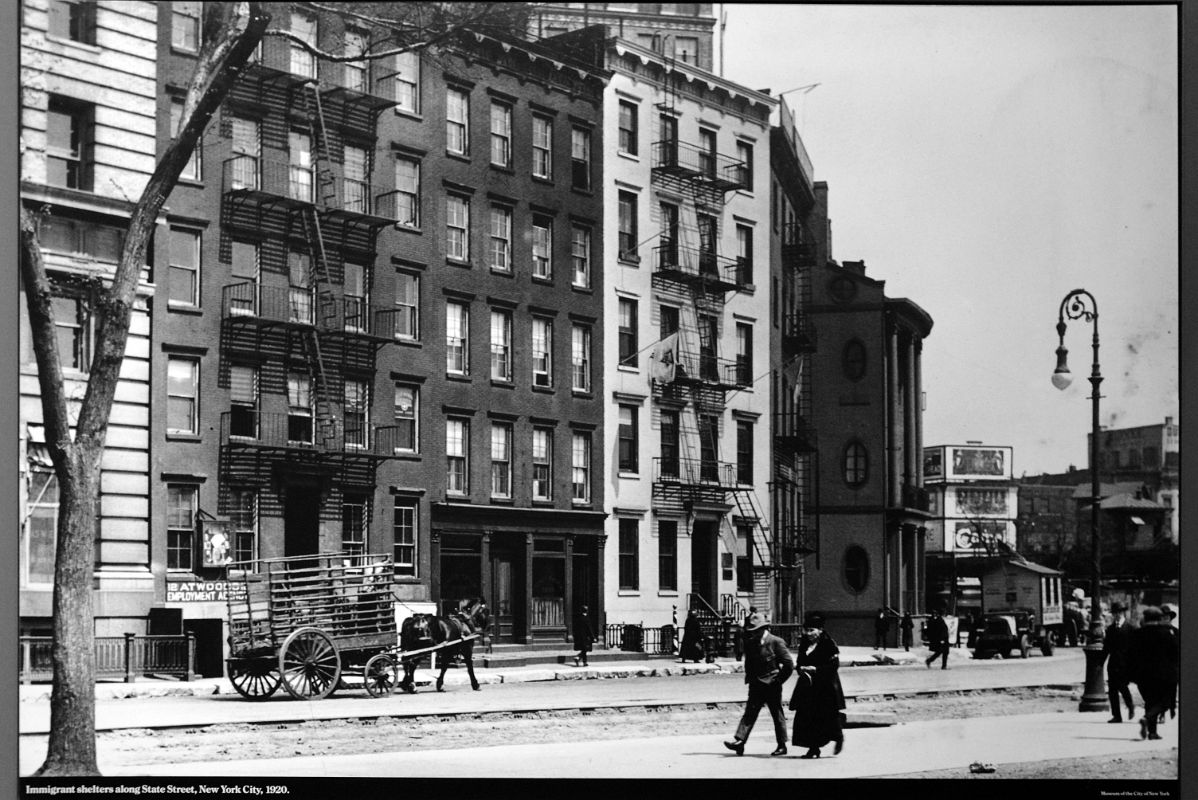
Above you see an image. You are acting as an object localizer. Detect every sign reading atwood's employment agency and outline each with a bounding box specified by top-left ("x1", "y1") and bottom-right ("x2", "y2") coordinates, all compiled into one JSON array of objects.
[{"x1": 166, "y1": 578, "x2": 247, "y2": 603}]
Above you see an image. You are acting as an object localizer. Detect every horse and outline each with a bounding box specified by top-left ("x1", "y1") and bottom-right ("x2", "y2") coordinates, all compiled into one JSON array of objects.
[{"x1": 398, "y1": 598, "x2": 491, "y2": 693}]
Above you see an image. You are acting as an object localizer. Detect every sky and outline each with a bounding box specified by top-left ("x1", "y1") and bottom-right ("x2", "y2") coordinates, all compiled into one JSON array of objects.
[{"x1": 720, "y1": 4, "x2": 1179, "y2": 476}]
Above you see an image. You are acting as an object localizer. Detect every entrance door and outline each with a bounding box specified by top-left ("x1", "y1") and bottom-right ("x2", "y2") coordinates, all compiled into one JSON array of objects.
[
  {"x1": 691, "y1": 520, "x2": 717, "y2": 604},
  {"x1": 284, "y1": 485, "x2": 320, "y2": 556},
  {"x1": 492, "y1": 553, "x2": 516, "y2": 642}
]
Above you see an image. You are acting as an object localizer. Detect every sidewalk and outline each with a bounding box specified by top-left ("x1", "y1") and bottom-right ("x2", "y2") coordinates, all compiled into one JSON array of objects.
[{"x1": 18, "y1": 644, "x2": 937, "y2": 703}]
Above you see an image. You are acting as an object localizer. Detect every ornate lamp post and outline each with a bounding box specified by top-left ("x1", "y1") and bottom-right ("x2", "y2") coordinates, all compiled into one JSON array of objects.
[{"x1": 1052, "y1": 288, "x2": 1107, "y2": 712}]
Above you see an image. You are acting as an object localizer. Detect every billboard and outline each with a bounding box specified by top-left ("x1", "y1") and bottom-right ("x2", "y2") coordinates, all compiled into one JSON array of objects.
[{"x1": 922, "y1": 445, "x2": 1014, "y2": 480}]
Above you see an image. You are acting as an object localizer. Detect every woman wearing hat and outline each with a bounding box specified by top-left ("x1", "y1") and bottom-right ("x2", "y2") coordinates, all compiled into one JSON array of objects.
[{"x1": 788, "y1": 611, "x2": 846, "y2": 758}]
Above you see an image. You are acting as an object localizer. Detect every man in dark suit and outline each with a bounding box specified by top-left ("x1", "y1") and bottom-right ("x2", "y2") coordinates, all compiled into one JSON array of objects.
[
  {"x1": 724, "y1": 612, "x2": 794, "y2": 757},
  {"x1": 924, "y1": 608, "x2": 950, "y2": 669},
  {"x1": 1102, "y1": 601, "x2": 1135, "y2": 723}
]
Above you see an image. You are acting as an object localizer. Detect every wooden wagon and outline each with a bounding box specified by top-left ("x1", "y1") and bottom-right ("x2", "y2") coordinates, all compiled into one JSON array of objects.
[{"x1": 225, "y1": 552, "x2": 402, "y2": 700}]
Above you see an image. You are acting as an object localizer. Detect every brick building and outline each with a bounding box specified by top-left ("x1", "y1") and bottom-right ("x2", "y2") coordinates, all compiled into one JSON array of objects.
[{"x1": 530, "y1": 3, "x2": 718, "y2": 71}]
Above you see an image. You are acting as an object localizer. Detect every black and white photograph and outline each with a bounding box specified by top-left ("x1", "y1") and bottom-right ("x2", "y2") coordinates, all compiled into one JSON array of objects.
[{"x1": 11, "y1": 1, "x2": 1186, "y2": 796}]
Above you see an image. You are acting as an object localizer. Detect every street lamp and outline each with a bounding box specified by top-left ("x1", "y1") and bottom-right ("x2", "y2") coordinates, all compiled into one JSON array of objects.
[{"x1": 1052, "y1": 288, "x2": 1107, "y2": 713}]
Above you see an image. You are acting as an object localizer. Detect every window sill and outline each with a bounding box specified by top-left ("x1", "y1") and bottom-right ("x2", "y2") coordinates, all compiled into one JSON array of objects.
[
  {"x1": 446, "y1": 259, "x2": 472, "y2": 269},
  {"x1": 531, "y1": 384, "x2": 555, "y2": 394},
  {"x1": 490, "y1": 497, "x2": 514, "y2": 505},
  {"x1": 618, "y1": 471, "x2": 641, "y2": 480},
  {"x1": 394, "y1": 337, "x2": 422, "y2": 348},
  {"x1": 491, "y1": 268, "x2": 514, "y2": 278},
  {"x1": 657, "y1": 591, "x2": 680, "y2": 597},
  {"x1": 617, "y1": 365, "x2": 639, "y2": 374},
  {"x1": 394, "y1": 109, "x2": 424, "y2": 122},
  {"x1": 531, "y1": 175, "x2": 555, "y2": 187},
  {"x1": 175, "y1": 176, "x2": 205, "y2": 189},
  {"x1": 570, "y1": 283, "x2": 593, "y2": 294},
  {"x1": 531, "y1": 275, "x2": 553, "y2": 285},
  {"x1": 490, "y1": 163, "x2": 515, "y2": 173},
  {"x1": 572, "y1": 501, "x2": 593, "y2": 509},
  {"x1": 395, "y1": 224, "x2": 423, "y2": 235},
  {"x1": 617, "y1": 151, "x2": 640, "y2": 162},
  {"x1": 446, "y1": 373, "x2": 473, "y2": 383},
  {"x1": 170, "y1": 46, "x2": 200, "y2": 58},
  {"x1": 571, "y1": 390, "x2": 594, "y2": 400},
  {"x1": 166, "y1": 433, "x2": 202, "y2": 443},
  {"x1": 532, "y1": 499, "x2": 554, "y2": 507},
  {"x1": 617, "y1": 256, "x2": 641, "y2": 268},
  {"x1": 491, "y1": 379, "x2": 515, "y2": 389},
  {"x1": 393, "y1": 452, "x2": 422, "y2": 462},
  {"x1": 617, "y1": 590, "x2": 641, "y2": 597},
  {"x1": 570, "y1": 186, "x2": 593, "y2": 197},
  {"x1": 167, "y1": 303, "x2": 203, "y2": 315},
  {"x1": 446, "y1": 151, "x2": 471, "y2": 163}
]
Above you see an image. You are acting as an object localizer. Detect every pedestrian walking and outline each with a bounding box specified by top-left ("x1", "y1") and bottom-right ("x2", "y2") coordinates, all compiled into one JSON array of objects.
[
  {"x1": 924, "y1": 607, "x2": 950, "y2": 669},
  {"x1": 1101, "y1": 601, "x2": 1135, "y2": 723},
  {"x1": 679, "y1": 611, "x2": 706, "y2": 664},
  {"x1": 572, "y1": 604, "x2": 593, "y2": 667},
  {"x1": 723, "y1": 612, "x2": 794, "y2": 757},
  {"x1": 789, "y1": 611, "x2": 845, "y2": 758},
  {"x1": 1161, "y1": 603, "x2": 1178, "y2": 630},
  {"x1": 900, "y1": 612, "x2": 914, "y2": 651},
  {"x1": 873, "y1": 608, "x2": 890, "y2": 650},
  {"x1": 1128, "y1": 605, "x2": 1179, "y2": 741}
]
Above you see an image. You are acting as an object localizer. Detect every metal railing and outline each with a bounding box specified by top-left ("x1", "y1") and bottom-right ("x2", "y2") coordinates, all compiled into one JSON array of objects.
[
  {"x1": 220, "y1": 410, "x2": 401, "y2": 456},
  {"x1": 653, "y1": 242, "x2": 747, "y2": 291},
  {"x1": 651, "y1": 140, "x2": 749, "y2": 191},
  {"x1": 654, "y1": 456, "x2": 745, "y2": 488},
  {"x1": 603, "y1": 623, "x2": 678, "y2": 655},
  {"x1": 19, "y1": 634, "x2": 196, "y2": 684},
  {"x1": 222, "y1": 283, "x2": 402, "y2": 338},
  {"x1": 222, "y1": 157, "x2": 401, "y2": 222}
]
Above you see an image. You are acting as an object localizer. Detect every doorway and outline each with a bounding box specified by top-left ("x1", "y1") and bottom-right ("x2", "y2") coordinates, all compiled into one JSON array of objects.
[
  {"x1": 691, "y1": 520, "x2": 717, "y2": 603},
  {"x1": 284, "y1": 484, "x2": 321, "y2": 556}
]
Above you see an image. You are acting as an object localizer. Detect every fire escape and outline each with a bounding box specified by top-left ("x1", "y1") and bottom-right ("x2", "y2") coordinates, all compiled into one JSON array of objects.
[
  {"x1": 647, "y1": 75, "x2": 771, "y2": 621},
  {"x1": 216, "y1": 38, "x2": 402, "y2": 510}
]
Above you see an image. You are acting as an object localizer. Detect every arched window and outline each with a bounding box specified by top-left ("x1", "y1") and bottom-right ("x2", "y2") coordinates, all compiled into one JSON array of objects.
[
  {"x1": 843, "y1": 441, "x2": 868, "y2": 487},
  {"x1": 844, "y1": 545, "x2": 869, "y2": 593},
  {"x1": 842, "y1": 339, "x2": 867, "y2": 381}
]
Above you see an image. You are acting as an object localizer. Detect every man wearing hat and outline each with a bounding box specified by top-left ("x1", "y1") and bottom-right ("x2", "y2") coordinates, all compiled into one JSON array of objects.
[
  {"x1": 1102, "y1": 600, "x2": 1135, "y2": 723},
  {"x1": 1161, "y1": 603, "x2": 1178, "y2": 630},
  {"x1": 1128, "y1": 606, "x2": 1179, "y2": 740},
  {"x1": 724, "y1": 612, "x2": 794, "y2": 757}
]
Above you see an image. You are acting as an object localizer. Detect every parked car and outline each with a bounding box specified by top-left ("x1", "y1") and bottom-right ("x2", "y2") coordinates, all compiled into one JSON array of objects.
[{"x1": 972, "y1": 610, "x2": 1053, "y2": 659}]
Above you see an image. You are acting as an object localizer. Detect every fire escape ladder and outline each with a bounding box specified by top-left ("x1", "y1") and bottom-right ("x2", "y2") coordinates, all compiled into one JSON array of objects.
[
  {"x1": 304, "y1": 82, "x2": 339, "y2": 209},
  {"x1": 727, "y1": 471, "x2": 773, "y2": 570}
]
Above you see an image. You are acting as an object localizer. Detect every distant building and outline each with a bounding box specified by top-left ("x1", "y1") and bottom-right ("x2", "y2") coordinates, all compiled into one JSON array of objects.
[
  {"x1": 1088, "y1": 416, "x2": 1179, "y2": 540},
  {"x1": 529, "y1": 3, "x2": 718, "y2": 71},
  {"x1": 923, "y1": 443, "x2": 1018, "y2": 616}
]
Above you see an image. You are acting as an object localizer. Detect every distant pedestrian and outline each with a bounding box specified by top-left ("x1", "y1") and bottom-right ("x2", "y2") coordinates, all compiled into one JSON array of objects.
[
  {"x1": 925, "y1": 608, "x2": 950, "y2": 669},
  {"x1": 1128, "y1": 606, "x2": 1179, "y2": 740},
  {"x1": 1102, "y1": 601, "x2": 1135, "y2": 723},
  {"x1": 572, "y1": 604, "x2": 593, "y2": 667},
  {"x1": 723, "y1": 612, "x2": 794, "y2": 757},
  {"x1": 679, "y1": 612, "x2": 706, "y2": 664},
  {"x1": 900, "y1": 612, "x2": 914, "y2": 651},
  {"x1": 873, "y1": 608, "x2": 890, "y2": 650},
  {"x1": 1161, "y1": 603, "x2": 1178, "y2": 631},
  {"x1": 789, "y1": 611, "x2": 846, "y2": 758}
]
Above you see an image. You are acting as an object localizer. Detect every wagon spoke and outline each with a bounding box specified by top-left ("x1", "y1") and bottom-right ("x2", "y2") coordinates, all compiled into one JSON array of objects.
[{"x1": 278, "y1": 628, "x2": 341, "y2": 700}]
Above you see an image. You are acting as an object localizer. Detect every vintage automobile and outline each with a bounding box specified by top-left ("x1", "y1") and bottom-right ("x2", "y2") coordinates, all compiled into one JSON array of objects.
[{"x1": 972, "y1": 610, "x2": 1054, "y2": 659}]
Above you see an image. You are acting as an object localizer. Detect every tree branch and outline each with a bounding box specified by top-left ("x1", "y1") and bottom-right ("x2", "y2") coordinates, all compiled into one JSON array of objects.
[{"x1": 262, "y1": 27, "x2": 457, "y2": 63}]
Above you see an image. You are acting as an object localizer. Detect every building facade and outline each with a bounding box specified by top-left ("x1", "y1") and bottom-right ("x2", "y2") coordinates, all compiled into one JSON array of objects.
[
  {"x1": 530, "y1": 3, "x2": 717, "y2": 71},
  {"x1": 1089, "y1": 416, "x2": 1179, "y2": 541},
  {"x1": 19, "y1": 0, "x2": 159, "y2": 638},
  {"x1": 807, "y1": 256, "x2": 933, "y2": 645}
]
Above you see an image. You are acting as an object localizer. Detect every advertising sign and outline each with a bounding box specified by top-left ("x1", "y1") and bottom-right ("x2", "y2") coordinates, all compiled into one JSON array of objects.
[
  {"x1": 923, "y1": 447, "x2": 943, "y2": 479},
  {"x1": 953, "y1": 520, "x2": 1009, "y2": 552},
  {"x1": 201, "y1": 518, "x2": 234, "y2": 568},
  {"x1": 166, "y1": 579, "x2": 247, "y2": 603},
  {"x1": 949, "y1": 446, "x2": 1011, "y2": 479}
]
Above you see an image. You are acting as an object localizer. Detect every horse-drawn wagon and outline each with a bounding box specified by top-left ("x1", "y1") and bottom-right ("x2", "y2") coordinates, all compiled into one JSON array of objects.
[{"x1": 225, "y1": 552, "x2": 488, "y2": 701}]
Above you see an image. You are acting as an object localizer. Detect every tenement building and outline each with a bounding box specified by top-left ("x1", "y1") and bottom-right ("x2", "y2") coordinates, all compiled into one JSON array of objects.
[
  {"x1": 19, "y1": 0, "x2": 159, "y2": 639},
  {"x1": 530, "y1": 3, "x2": 718, "y2": 71}
]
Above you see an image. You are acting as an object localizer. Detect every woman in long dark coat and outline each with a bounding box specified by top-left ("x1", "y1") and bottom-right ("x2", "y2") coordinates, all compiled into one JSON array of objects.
[
  {"x1": 789, "y1": 611, "x2": 846, "y2": 758},
  {"x1": 679, "y1": 612, "x2": 706, "y2": 663},
  {"x1": 572, "y1": 604, "x2": 594, "y2": 667},
  {"x1": 1128, "y1": 605, "x2": 1179, "y2": 740}
]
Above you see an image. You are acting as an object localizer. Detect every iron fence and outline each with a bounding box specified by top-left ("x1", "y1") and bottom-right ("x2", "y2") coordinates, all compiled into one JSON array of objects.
[
  {"x1": 19, "y1": 634, "x2": 196, "y2": 684},
  {"x1": 603, "y1": 623, "x2": 679, "y2": 655}
]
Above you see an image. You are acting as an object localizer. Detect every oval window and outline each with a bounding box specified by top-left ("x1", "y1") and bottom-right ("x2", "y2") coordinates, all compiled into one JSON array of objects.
[{"x1": 844, "y1": 545, "x2": 869, "y2": 593}]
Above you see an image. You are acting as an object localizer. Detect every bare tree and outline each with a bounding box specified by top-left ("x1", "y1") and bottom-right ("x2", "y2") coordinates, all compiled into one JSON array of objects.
[{"x1": 20, "y1": 0, "x2": 530, "y2": 776}]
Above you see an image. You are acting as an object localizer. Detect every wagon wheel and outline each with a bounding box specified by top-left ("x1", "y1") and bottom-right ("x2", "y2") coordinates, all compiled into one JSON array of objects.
[
  {"x1": 278, "y1": 627, "x2": 342, "y2": 700},
  {"x1": 364, "y1": 653, "x2": 398, "y2": 698},
  {"x1": 228, "y1": 658, "x2": 281, "y2": 701}
]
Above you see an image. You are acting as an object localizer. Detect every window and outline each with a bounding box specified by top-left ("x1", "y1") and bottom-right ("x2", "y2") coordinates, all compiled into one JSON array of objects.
[
  {"x1": 532, "y1": 115, "x2": 553, "y2": 179},
  {"x1": 489, "y1": 205, "x2": 512, "y2": 272},
  {"x1": 531, "y1": 216, "x2": 552, "y2": 278},
  {"x1": 699, "y1": 414, "x2": 719, "y2": 481},
  {"x1": 490, "y1": 309, "x2": 512, "y2": 381},
  {"x1": 342, "y1": 29, "x2": 368, "y2": 92},
  {"x1": 571, "y1": 324, "x2": 591, "y2": 392},
  {"x1": 618, "y1": 405, "x2": 638, "y2": 473},
  {"x1": 698, "y1": 313, "x2": 718, "y2": 380},
  {"x1": 393, "y1": 50, "x2": 420, "y2": 114},
  {"x1": 736, "y1": 322, "x2": 753, "y2": 386},
  {"x1": 446, "y1": 301, "x2": 469, "y2": 374},
  {"x1": 491, "y1": 423, "x2": 512, "y2": 498},
  {"x1": 736, "y1": 525, "x2": 753, "y2": 592},
  {"x1": 46, "y1": 96, "x2": 93, "y2": 190},
  {"x1": 49, "y1": 0, "x2": 96, "y2": 44},
  {"x1": 393, "y1": 385, "x2": 419, "y2": 453},
  {"x1": 22, "y1": 469, "x2": 58, "y2": 585},
  {"x1": 619, "y1": 519, "x2": 639, "y2": 590},
  {"x1": 229, "y1": 117, "x2": 259, "y2": 190},
  {"x1": 446, "y1": 418, "x2": 469, "y2": 495},
  {"x1": 842, "y1": 339, "x2": 867, "y2": 381},
  {"x1": 394, "y1": 271, "x2": 419, "y2": 341},
  {"x1": 171, "y1": 2, "x2": 199, "y2": 52},
  {"x1": 532, "y1": 318, "x2": 553, "y2": 387},
  {"x1": 39, "y1": 216, "x2": 122, "y2": 261},
  {"x1": 393, "y1": 501, "x2": 417, "y2": 577},
  {"x1": 52, "y1": 295, "x2": 91, "y2": 371},
  {"x1": 168, "y1": 227, "x2": 200, "y2": 306},
  {"x1": 288, "y1": 250, "x2": 312, "y2": 323},
  {"x1": 618, "y1": 297, "x2": 638, "y2": 368},
  {"x1": 736, "y1": 140, "x2": 754, "y2": 191},
  {"x1": 844, "y1": 545, "x2": 869, "y2": 593},
  {"x1": 736, "y1": 223, "x2": 753, "y2": 285},
  {"x1": 571, "y1": 433, "x2": 591, "y2": 503},
  {"x1": 697, "y1": 213, "x2": 718, "y2": 276},
  {"x1": 343, "y1": 261, "x2": 368, "y2": 332},
  {"x1": 228, "y1": 489, "x2": 257, "y2": 564},
  {"x1": 570, "y1": 225, "x2": 591, "y2": 288},
  {"x1": 343, "y1": 145, "x2": 370, "y2": 215},
  {"x1": 289, "y1": 130, "x2": 313, "y2": 202},
  {"x1": 618, "y1": 191, "x2": 638, "y2": 260},
  {"x1": 673, "y1": 36, "x2": 699, "y2": 64},
  {"x1": 736, "y1": 420, "x2": 753, "y2": 484},
  {"x1": 618, "y1": 100, "x2": 638, "y2": 155},
  {"x1": 290, "y1": 11, "x2": 317, "y2": 79},
  {"x1": 659, "y1": 304, "x2": 680, "y2": 338},
  {"x1": 341, "y1": 494, "x2": 368, "y2": 556},
  {"x1": 446, "y1": 195, "x2": 470, "y2": 261},
  {"x1": 490, "y1": 101, "x2": 512, "y2": 166},
  {"x1": 532, "y1": 428, "x2": 553, "y2": 501},
  {"x1": 287, "y1": 372, "x2": 313, "y2": 444},
  {"x1": 844, "y1": 441, "x2": 869, "y2": 487},
  {"x1": 571, "y1": 127, "x2": 591, "y2": 190},
  {"x1": 170, "y1": 97, "x2": 201, "y2": 181},
  {"x1": 446, "y1": 88, "x2": 469, "y2": 155},
  {"x1": 394, "y1": 157, "x2": 420, "y2": 227},
  {"x1": 660, "y1": 410, "x2": 680, "y2": 478},
  {"x1": 229, "y1": 364, "x2": 258, "y2": 439},
  {"x1": 658, "y1": 114, "x2": 678, "y2": 166},
  {"x1": 344, "y1": 380, "x2": 369, "y2": 448},
  {"x1": 698, "y1": 128, "x2": 717, "y2": 178},
  {"x1": 658, "y1": 201, "x2": 679, "y2": 267},
  {"x1": 167, "y1": 484, "x2": 197, "y2": 571},
  {"x1": 167, "y1": 357, "x2": 199, "y2": 435},
  {"x1": 658, "y1": 520, "x2": 677, "y2": 591}
]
